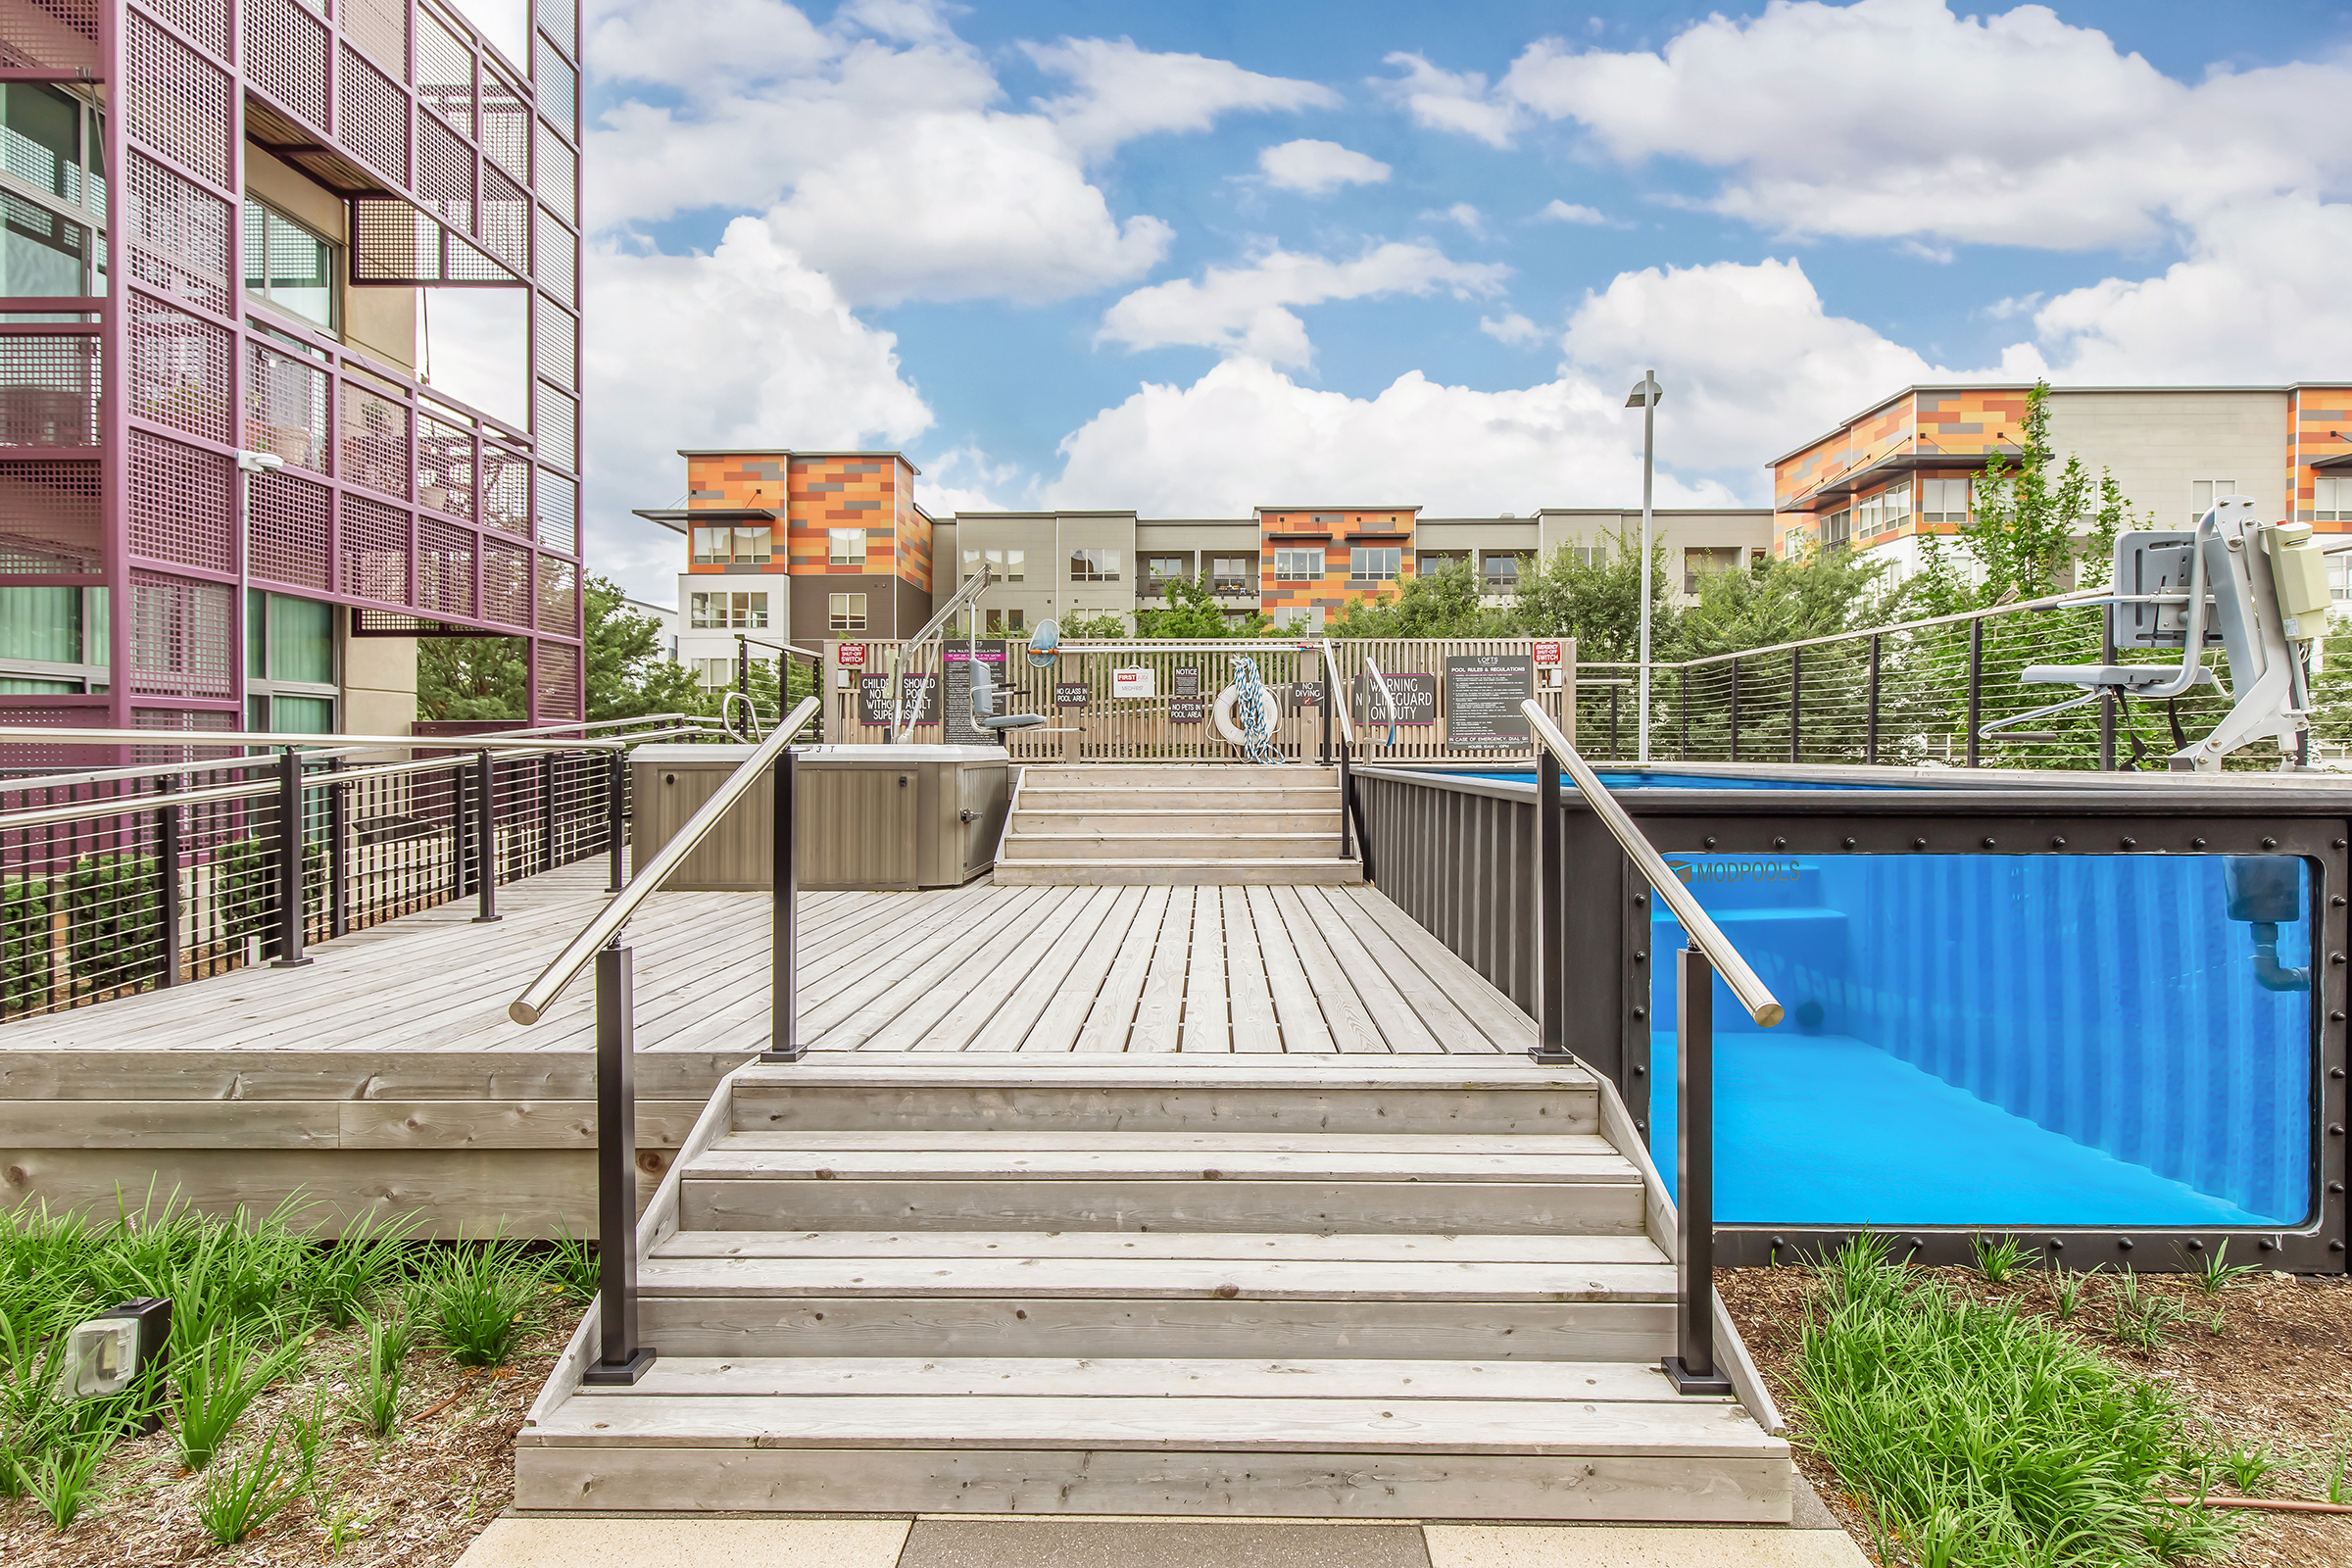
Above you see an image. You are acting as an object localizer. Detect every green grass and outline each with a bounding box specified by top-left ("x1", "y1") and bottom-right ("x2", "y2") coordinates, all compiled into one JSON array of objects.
[
  {"x1": 196, "y1": 1423, "x2": 304, "y2": 1544},
  {"x1": 1790, "y1": 1235, "x2": 2235, "y2": 1566},
  {"x1": 415, "y1": 1236, "x2": 543, "y2": 1368},
  {"x1": 2187, "y1": 1242, "x2": 2258, "y2": 1299},
  {"x1": 1972, "y1": 1232, "x2": 2032, "y2": 1286}
]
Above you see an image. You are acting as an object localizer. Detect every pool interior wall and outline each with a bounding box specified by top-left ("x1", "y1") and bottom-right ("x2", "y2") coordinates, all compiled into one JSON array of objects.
[{"x1": 1647, "y1": 853, "x2": 2314, "y2": 1229}]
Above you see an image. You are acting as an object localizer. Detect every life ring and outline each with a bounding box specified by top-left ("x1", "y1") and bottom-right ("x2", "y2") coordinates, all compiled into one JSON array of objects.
[{"x1": 1212, "y1": 684, "x2": 1248, "y2": 746}]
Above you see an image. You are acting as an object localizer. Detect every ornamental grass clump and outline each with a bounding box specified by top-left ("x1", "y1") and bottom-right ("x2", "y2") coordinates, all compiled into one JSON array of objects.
[
  {"x1": 1792, "y1": 1235, "x2": 2234, "y2": 1566},
  {"x1": 416, "y1": 1236, "x2": 540, "y2": 1368}
]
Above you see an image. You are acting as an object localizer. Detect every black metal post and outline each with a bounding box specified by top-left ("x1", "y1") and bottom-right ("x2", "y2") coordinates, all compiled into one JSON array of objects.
[
  {"x1": 762, "y1": 749, "x2": 805, "y2": 1062},
  {"x1": 737, "y1": 634, "x2": 750, "y2": 714},
  {"x1": 156, "y1": 778, "x2": 179, "y2": 989},
  {"x1": 326, "y1": 756, "x2": 347, "y2": 939},
  {"x1": 539, "y1": 753, "x2": 558, "y2": 873},
  {"x1": 1866, "y1": 634, "x2": 1882, "y2": 765},
  {"x1": 1679, "y1": 671, "x2": 1689, "y2": 760},
  {"x1": 1663, "y1": 944, "x2": 1731, "y2": 1396},
  {"x1": 270, "y1": 749, "x2": 311, "y2": 967},
  {"x1": 1788, "y1": 647, "x2": 1801, "y2": 765},
  {"x1": 1320, "y1": 675, "x2": 1332, "y2": 766},
  {"x1": 1531, "y1": 745, "x2": 1572, "y2": 1063},
  {"x1": 606, "y1": 749, "x2": 626, "y2": 892},
  {"x1": 451, "y1": 760, "x2": 469, "y2": 903},
  {"x1": 472, "y1": 750, "x2": 501, "y2": 922},
  {"x1": 2099, "y1": 607, "x2": 2117, "y2": 771},
  {"x1": 583, "y1": 941, "x2": 656, "y2": 1386},
  {"x1": 1728, "y1": 660, "x2": 1740, "y2": 763},
  {"x1": 1609, "y1": 685, "x2": 1621, "y2": 758},
  {"x1": 1965, "y1": 616, "x2": 1984, "y2": 768}
]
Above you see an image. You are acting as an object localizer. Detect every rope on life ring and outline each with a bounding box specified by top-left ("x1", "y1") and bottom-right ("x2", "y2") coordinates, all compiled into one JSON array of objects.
[{"x1": 1229, "y1": 656, "x2": 1283, "y2": 764}]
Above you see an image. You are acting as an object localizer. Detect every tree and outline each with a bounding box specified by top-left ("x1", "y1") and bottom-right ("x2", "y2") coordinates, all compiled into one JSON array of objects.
[
  {"x1": 416, "y1": 574, "x2": 706, "y2": 723},
  {"x1": 1136, "y1": 573, "x2": 1271, "y2": 638},
  {"x1": 1325, "y1": 558, "x2": 1505, "y2": 638},
  {"x1": 1507, "y1": 529, "x2": 1676, "y2": 661},
  {"x1": 1672, "y1": 543, "x2": 1892, "y2": 660},
  {"x1": 1058, "y1": 610, "x2": 1132, "y2": 639}
]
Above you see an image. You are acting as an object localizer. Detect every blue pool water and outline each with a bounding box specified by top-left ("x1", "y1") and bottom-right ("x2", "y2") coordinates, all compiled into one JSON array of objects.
[
  {"x1": 1458, "y1": 768, "x2": 1917, "y2": 791},
  {"x1": 1648, "y1": 856, "x2": 2314, "y2": 1228}
]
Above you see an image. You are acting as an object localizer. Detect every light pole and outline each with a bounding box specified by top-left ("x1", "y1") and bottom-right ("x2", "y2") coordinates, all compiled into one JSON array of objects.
[{"x1": 1626, "y1": 371, "x2": 1663, "y2": 763}]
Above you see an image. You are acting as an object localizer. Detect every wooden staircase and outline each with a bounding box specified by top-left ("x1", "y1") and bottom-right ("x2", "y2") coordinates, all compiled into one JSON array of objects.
[
  {"x1": 517, "y1": 1057, "x2": 1790, "y2": 1521},
  {"x1": 993, "y1": 764, "x2": 1364, "y2": 886}
]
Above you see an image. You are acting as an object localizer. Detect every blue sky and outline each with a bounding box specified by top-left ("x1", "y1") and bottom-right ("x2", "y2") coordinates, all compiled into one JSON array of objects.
[{"x1": 572, "y1": 0, "x2": 2352, "y2": 600}]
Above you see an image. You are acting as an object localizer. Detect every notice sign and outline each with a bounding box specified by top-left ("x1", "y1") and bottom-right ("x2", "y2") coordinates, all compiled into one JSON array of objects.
[
  {"x1": 1356, "y1": 671, "x2": 1437, "y2": 726},
  {"x1": 943, "y1": 639, "x2": 1007, "y2": 742},
  {"x1": 837, "y1": 643, "x2": 866, "y2": 667},
  {"x1": 1173, "y1": 666, "x2": 1201, "y2": 697},
  {"x1": 1112, "y1": 666, "x2": 1155, "y2": 700},
  {"x1": 1170, "y1": 696, "x2": 1207, "y2": 724},
  {"x1": 1445, "y1": 654, "x2": 1534, "y2": 750},
  {"x1": 858, "y1": 672, "x2": 939, "y2": 726},
  {"x1": 1292, "y1": 679, "x2": 1323, "y2": 710},
  {"x1": 1533, "y1": 640, "x2": 1564, "y2": 666},
  {"x1": 1054, "y1": 681, "x2": 1091, "y2": 710}
]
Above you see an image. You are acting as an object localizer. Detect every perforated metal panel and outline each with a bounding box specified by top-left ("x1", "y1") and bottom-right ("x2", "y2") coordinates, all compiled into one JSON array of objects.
[
  {"x1": 340, "y1": 0, "x2": 408, "y2": 75},
  {"x1": 0, "y1": 460, "x2": 101, "y2": 575},
  {"x1": 338, "y1": 377, "x2": 411, "y2": 498},
  {"x1": 128, "y1": 570, "x2": 234, "y2": 699},
  {"x1": 251, "y1": 468, "x2": 331, "y2": 591},
  {"x1": 535, "y1": 639, "x2": 580, "y2": 719},
  {"x1": 415, "y1": 9, "x2": 475, "y2": 136},
  {"x1": 416, "y1": 113, "x2": 473, "y2": 233},
  {"x1": 124, "y1": 153, "x2": 232, "y2": 314},
  {"x1": 484, "y1": 447, "x2": 529, "y2": 536},
  {"x1": 535, "y1": 385, "x2": 575, "y2": 470},
  {"x1": 534, "y1": 120, "x2": 575, "y2": 224},
  {"x1": 478, "y1": 164, "x2": 529, "y2": 273},
  {"x1": 127, "y1": 431, "x2": 232, "y2": 572},
  {"x1": 535, "y1": 300, "x2": 576, "y2": 390},
  {"x1": 535, "y1": 33, "x2": 577, "y2": 137},
  {"x1": 418, "y1": 518, "x2": 473, "y2": 617},
  {"x1": 0, "y1": 0, "x2": 98, "y2": 72},
  {"x1": 245, "y1": 343, "x2": 329, "y2": 472},
  {"x1": 479, "y1": 66, "x2": 529, "y2": 178},
  {"x1": 337, "y1": 43, "x2": 410, "y2": 186},
  {"x1": 481, "y1": 535, "x2": 529, "y2": 626},
  {"x1": 537, "y1": 554, "x2": 576, "y2": 637},
  {"x1": 143, "y1": 0, "x2": 227, "y2": 60},
  {"x1": 534, "y1": 209, "x2": 574, "y2": 305},
  {"x1": 129, "y1": 291, "x2": 232, "y2": 444},
  {"x1": 125, "y1": 13, "x2": 229, "y2": 185},
  {"x1": 0, "y1": 335, "x2": 98, "y2": 449},
  {"x1": 339, "y1": 493, "x2": 411, "y2": 606},
  {"x1": 244, "y1": 0, "x2": 328, "y2": 125},
  {"x1": 535, "y1": 469, "x2": 576, "y2": 554},
  {"x1": 417, "y1": 416, "x2": 476, "y2": 520}
]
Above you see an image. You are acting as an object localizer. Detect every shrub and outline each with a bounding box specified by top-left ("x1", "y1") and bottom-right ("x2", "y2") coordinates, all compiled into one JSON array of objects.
[
  {"x1": 63, "y1": 852, "x2": 160, "y2": 991},
  {"x1": 0, "y1": 873, "x2": 52, "y2": 1012},
  {"x1": 170, "y1": 1322, "x2": 302, "y2": 1471},
  {"x1": 416, "y1": 1238, "x2": 540, "y2": 1367},
  {"x1": 196, "y1": 1423, "x2": 302, "y2": 1544}
]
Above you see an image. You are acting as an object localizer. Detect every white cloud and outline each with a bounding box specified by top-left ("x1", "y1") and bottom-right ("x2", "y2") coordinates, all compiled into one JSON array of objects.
[
  {"x1": 583, "y1": 220, "x2": 934, "y2": 599},
  {"x1": 1256, "y1": 138, "x2": 1392, "y2": 194},
  {"x1": 1480, "y1": 312, "x2": 1545, "y2": 347},
  {"x1": 1537, "y1": 200, "x2": 1611, "y2": 225},
  {"x1": 586, "y1": 0, "x2": 835, "y2": 95},
  {"x1": 1376, "y1": 52, "x2": 1522, "y2": 148},
  {"x1": 1980, "y1": 292, "x2": 2044, "y2": 321},
  {"x1": 1426, "y1": 202, "x2": 1487, "y2": 237},
  {"x1": 1097, "y1": 241, "x2": 1510, "y2": 368},
  {"x1": 1048, "y1": 358, "x2": 1737, "y2": 516},
  {"x1": 1471, "y1": 0, "x2": 2352, "y2": 251},
  {"x1": 916, "y1": 444, "x2": 1027, "y2": 518},
  {"x1": 1025, "y1": 36, "x2": 1339, "y2": 162}
]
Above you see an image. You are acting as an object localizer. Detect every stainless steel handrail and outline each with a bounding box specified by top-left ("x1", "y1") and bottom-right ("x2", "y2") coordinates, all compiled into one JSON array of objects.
[
  {"x1": 509, "y1": 696, "x2": 821, "y2": 1024},
  {"x1": 0, "y1": 726, "x2": 641, "y2": 752},
  {"x1": 1520, "y1": 699, "x2": 1783, "y2": 1026},
  {"x1": 1319, "y1": 642, "x2": 1356, "y2": 752}
]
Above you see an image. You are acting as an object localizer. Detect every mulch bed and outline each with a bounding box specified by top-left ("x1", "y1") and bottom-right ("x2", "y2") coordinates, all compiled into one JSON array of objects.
[
  {"x1": 1723, "y1": 1263, "x2": 2352, "y2": 1567},
  {"x1": 0, "y1": 1310, "x2": 573, "y2": 1567}
]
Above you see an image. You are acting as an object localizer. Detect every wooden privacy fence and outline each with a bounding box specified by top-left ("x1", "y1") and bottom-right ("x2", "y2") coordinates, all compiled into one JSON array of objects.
[{"x1": 819, "y1": 638, "x2": 1578, "y2": 761}]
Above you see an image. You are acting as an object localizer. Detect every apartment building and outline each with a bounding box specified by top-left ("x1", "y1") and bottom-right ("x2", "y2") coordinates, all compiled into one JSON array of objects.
[
  {"x1": 0, "y1": 0, "x2": 587, "y2": 740},
  {"x1": 1772, "y1": 384, "x2": 2352, "y2": 591},
  {"x1": 633, "y1": 449, "x2": 934, "y2": 686}
]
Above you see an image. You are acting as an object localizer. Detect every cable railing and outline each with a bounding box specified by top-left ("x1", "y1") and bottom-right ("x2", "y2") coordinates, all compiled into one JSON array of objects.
[
  {"x1": 1519, "y1": 699, "x2": 1782, "y2": 1398},
  {"x1": 506, "y1": 695, "x2": 823, "y2": 1388},
  {"x1": 0, "y1": 715, "x2": 720, "y2": 1018}
]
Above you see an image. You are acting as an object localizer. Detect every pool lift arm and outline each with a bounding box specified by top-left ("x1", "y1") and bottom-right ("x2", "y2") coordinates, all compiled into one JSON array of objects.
[{"x1": 889, "y1": 564, "x2": 997, "y2": 743}]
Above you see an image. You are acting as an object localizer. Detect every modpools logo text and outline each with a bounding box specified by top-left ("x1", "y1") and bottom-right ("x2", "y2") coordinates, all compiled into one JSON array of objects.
[{"x1": 1664, "y1": 857, "x2": 1802, "y2": 886}]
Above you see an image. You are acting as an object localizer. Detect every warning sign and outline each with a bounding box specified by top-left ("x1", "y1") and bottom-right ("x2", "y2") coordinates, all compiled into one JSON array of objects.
[
  {"x1": 837, "y1": 644, "x2": 867, "y2": 667},
  {"x1": 1533, "y1": 640, "x2": 1563, "y2": 666}
]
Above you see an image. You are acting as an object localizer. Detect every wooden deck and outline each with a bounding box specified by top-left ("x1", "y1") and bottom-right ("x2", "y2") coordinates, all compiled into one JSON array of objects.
[{"x1": 0, "y1": 861, "x2": 1535, "y2": 1234}]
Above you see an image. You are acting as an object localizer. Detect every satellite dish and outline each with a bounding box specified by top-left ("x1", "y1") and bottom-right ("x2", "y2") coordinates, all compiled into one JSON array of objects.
[{"x1": 1025, "y1": 618, "x2": 1061, "y2": 669}]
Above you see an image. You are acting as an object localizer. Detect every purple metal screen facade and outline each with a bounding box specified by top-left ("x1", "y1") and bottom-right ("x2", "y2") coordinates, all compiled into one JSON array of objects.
[{"x1": 0, "y1": 0, "x2": 585, "y2": 736}]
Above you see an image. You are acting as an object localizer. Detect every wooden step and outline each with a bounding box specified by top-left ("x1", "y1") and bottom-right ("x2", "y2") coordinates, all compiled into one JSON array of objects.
[
  {"x1": 1022, "y1": 766, "x2": 1339, "y2": 786},
  {"x1": 993, "y1": 859, "x2": 1365, "y2": 886},
  {"x1": 1001, "y1": 833, "x2": 1342, "y2": 861},
  {"x1": 1017, "y1": 789, "x2": 1340, "y2": 812},
  {"x1": 1009, "y1": 810, "x2": 1344, "y2": 834},
  {"x1": 652, "y1": 1231, "x2": 1662, "y2": 1265}
]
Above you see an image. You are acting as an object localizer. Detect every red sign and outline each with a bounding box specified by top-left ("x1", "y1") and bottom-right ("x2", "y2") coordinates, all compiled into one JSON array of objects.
[
  {"x1": 837, "y1": 643, "x2": 866, "y2": 666},
  {"x1": 1533, "y1": 640, "x2": 1563, "y2": 666}
]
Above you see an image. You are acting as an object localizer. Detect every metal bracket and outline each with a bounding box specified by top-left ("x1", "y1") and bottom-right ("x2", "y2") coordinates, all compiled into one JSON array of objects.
[
  {"x1": 581, "y1": 1347, "x2": 659, "y2": 1387},
  {"x1": 1661, "y1": 1354, "x2": 1732, "y2": 1396}
]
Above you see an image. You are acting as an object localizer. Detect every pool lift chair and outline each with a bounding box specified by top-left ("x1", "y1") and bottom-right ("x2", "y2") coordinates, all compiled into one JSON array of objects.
[
  {"x1": 965, "y1": 616, "x2": 1052, "y2": 740},
  {"x1": 1981, "y1": 496, "x2": 2334, "y2": 771}
]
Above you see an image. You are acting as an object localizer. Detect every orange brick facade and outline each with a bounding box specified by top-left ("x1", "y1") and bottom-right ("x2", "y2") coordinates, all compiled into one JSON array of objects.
[
  {"x1": 1257, "y1": 507, "x2": 1419, "y2": 618},
  {"x1": 2289, "y1": 388, "x2": 2352, "y2": 523}
]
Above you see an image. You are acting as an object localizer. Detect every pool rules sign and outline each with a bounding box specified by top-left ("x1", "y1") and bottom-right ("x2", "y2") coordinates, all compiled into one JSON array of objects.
[{"x1": 1445, "y1": 654, "x2": 1534, "y2": 750}]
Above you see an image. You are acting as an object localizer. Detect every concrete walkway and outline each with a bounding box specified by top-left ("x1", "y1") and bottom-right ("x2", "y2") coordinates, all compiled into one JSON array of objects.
[{"x1": 456, "y1": 1487, "x2": 1870, "y2": 1568}]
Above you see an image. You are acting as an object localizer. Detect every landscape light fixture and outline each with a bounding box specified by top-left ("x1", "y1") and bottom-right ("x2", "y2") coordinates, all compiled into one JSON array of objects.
[
  {"x1": 1626, "y1": 371, "x2": 1664, "y2": 762},
  {"x1": 53, "y1": 1297, "x2": 171, "y2": 1429}
]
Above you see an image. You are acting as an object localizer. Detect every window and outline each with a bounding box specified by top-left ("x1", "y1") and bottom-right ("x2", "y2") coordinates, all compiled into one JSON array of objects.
[
  {"x1": 1147, "y1": 555, "x2": 1189, "y2": 586},
  {"x1": 1683, "y1": 546, "x2": 1743, "y2": 596},
  {"x1": 691, "y1": 524, "x2": 771, "y2": 565},
  {"x1": 0, "y1": 584, "x2": 84, "y2": 663},
  {"x1": 243, "y1": 201, "x2": 337, "y2": 333},
  {"x1": 1, "y1": 191, "x2": 85, "y2": 298},
  {"x1": 1349, "y1": 546, "x2": 1400, "y2": 582},
  {"x1": 1274, "y1": 548, "x2": 1320, "y2": 582},
  {"x1": 1068, "y1": 548, "x2": 1120, "y2": 582},
  {"x1": 985, "y1": 607, "x2": 1025, "y2": 633},
  {"x1": 2315, "y1": 476, "x2": 2349, "y2": 522},
  {"x1": 828, "y1": 527, "x2": 865, "y2": 566},
  {"x1": 1209, "y1": 556, "x2": 1252, "y2": 592},
  {"x1": 1818, "y1": 509, "x2": 1852, "y2": 552},
  {"x1": 960, "y1": 546, "x2": 1024, "y2": 583},
  {"x1": 688, "y1": 591, "x2": 768, "y2": 630},
  {"x1": 1571, "y1": 544, "x2": 1607, "y2": 568},
  {"x1": 1482, "y1": 553, "x2": 1520, "y2": 594},
  {"x1": 245, "y1": 590, "x2": 336, "y2": 734},
  {"x1": 1857, "y1": 482, "x2": 1910, "y2": 538},
  {"x1": 828, "y1": 592, "x2": 866, "y2": 632},
  {"x1": 693, "y1": 657, "x2": 737, "y2": 689},
  {"x1": 2329, "y1": 553, "x2": 2351, "y2": 605},
  {"x1": 2, "y1": 83, "x2": 82, "y2": 203},
  {"x1": 1919, "y1": 477, "x2": 1971, "y2": 525},
  {"x1": 2190, "y1": 479, "x2": 2239, "y2": 523}
]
